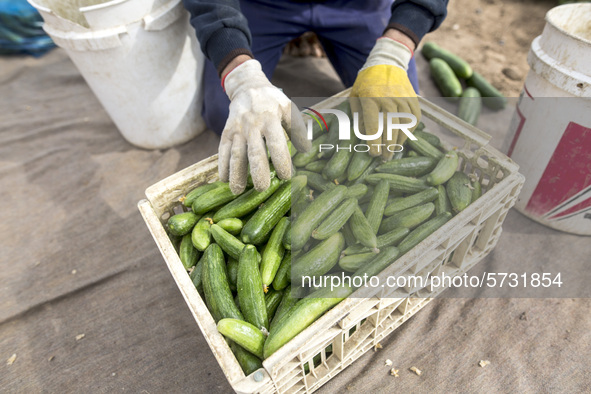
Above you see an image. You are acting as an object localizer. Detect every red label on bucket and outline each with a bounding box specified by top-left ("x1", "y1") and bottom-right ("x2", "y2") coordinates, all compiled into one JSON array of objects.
[{"x1": 525, "y1": 122, "x2": 591, "y2": 217}]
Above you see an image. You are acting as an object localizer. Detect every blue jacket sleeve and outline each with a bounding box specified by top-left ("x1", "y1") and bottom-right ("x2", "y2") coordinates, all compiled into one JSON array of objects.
[
  {"x1": 389, "y1": 0, "x2": 449, "y2": 47},
  {"x1": 182, "y1": 0, "x2": 253, "y2": 76}
]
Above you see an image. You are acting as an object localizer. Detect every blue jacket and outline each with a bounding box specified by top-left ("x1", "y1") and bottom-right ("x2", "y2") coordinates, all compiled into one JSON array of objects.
[{"x1": 182, "y1": 0, "x2": 448, "y2": 76}]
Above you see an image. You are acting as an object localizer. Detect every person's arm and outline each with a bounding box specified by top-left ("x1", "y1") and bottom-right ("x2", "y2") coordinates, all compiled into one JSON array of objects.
[
  {"x1": 182, "y1": 0, "x2": 253, "y2": 76},
  {"x1": 387, "y1": 0, "x2": 449, "y2": 47}
]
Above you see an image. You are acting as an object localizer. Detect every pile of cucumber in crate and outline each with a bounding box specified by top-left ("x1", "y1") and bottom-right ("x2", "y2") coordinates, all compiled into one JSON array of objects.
[
  {"x1": 165, "y1": 114, "x2": 483, "y2": 375},
  {"x1": 423, "y1": 41, "x2": 507, "y2": 125}
]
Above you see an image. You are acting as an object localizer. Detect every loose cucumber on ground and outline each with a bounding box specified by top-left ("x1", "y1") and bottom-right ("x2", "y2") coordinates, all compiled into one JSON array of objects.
[
  {"x1": 366, "y1": 173, "x2": 430, "y2": 194},
  {"x1": 180, "y1": 233, "x2": 200, "y2": 270},
  {"x1": 191, "y1": 212, "x2": 215, "y2": 251},
  {"x1": 426, "y1": 150, "x2": 459, "y2": 186},
  {"x1": 183, "y1": 181, "x2": 224, "y2": 208},
  {"x1": 291, "y1": 185, "x2": 348, "y2": 251},
  {"x1": 312, "y1": 198, "x2": 357, "y2": 241},
  {"x1": 350, "y1": 206, "x2": 378, "y2": 249},
  {"x1": 291, "y1": 232, "x2": 345, "y2": 280},
  {"x1": 384, "y1": 187, "x2": 439, "y2": 216},
  {"x1": 238, "y1": 245, "x2": 268, "y2": 330},
  {"x1": 397, "y1": 212, "x2": 452, "y2": 255},
  {"x1": 229, "y1": 340, "x2": 262, "y2": 375},
  {"x1": 446, "y1": 172, "x2": 473, "y2": 213},
  {"x1": 347, "y1": 151, "x2": 373, "y2": 181},
  {"x1": 364, "y1": 180, "x2": 389, "y2": 234},
  {"x1": 167, "y1": 212, "x2": 200, "y2": 236},
  {"x1": 375, "y1": 156, "x2": 437, "y2": 177},
  {"x1": 218, "y1": 318, "x2": 265, "y2": 359},
  {"x1": 342, "y1": 227, "x2": 409, "y2": 256},
  {"x1": 429, "y1": 57, "x2": 463, "y2": 97},
  {"x1": 213, "y1": 177, "x2": 283, "y2": 222},
  {"x1": 458, "y1": 87, "x2": 482, "y2": 126},
  {"x1": 242, "y1": 179, "x2": 298, "y2": 245},
  {"x1": 466, "y1": 71, "x2": 507, "y2": 110},
  {"x1": 264, "y1": 285, "x2": 353, "y2": 358},
  {"x1": 352, "y1": 247, "x2": 400, "y2": 283},
  {"x1": 192, "y1": 183, "x2": 242, "y2": 214},
  {"x1": 407, "y1": 136, "x2": 444, "y2": 160},
  {"x1": 379, "y1": 203, "x2": 435, "y2": 233},
  {"x1": 434, "y1": 184, "x2": 452, "y2": 215},
  {"x1": 211, "y1": 224, "x2": 247, "y2": 260},
  {"x1": 414, "y1": 130, "x2": 441, "y2": 148},
  {"x1": 261, "y1": 217, "x2": 289, "y2": 288},
  {"x1": 339, "y1": 252, "x2": 376, "y2": 272},
  {"x1": 202, "y1": 244, "x2": 243, "y2": 322},
  {"x1": 422, "y1": 41, "x2": 473, "y2": 79},
  {"x1": 265, "y1": 288, "x2": 284, "y2": 321},
  {"x1": 217, "y1": 218, "x2": 243, "y2": 235},
  {"x1": 272, "y1": 251, "x2": 291, "y2": 291}
]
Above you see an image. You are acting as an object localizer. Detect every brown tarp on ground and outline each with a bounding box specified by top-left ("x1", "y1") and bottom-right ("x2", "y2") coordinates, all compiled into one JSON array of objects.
[{"x1": 1, "y1": 49, "x2": 589, "y2": 393}]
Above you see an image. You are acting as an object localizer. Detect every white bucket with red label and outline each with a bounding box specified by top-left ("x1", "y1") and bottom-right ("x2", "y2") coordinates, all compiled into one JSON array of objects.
[{"x1": 505, "y1": 3, "x2": 591, "y2": 236}]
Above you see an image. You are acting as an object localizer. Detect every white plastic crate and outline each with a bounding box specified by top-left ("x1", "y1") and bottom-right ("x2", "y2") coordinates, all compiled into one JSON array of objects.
[{"x1": 138, "y1": 93, "x2": 524, "y2": 393}]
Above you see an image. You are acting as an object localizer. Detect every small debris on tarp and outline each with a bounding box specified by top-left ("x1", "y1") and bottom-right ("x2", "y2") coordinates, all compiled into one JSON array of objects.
[
  {"x1": 385, "y1": 359, "x2": 392, "y2": 367},
  {"x1": 390, "y1": 368, "x2": 399, "y2": 377},
  {"x1": 479, "y1": 360, "x2": 491, "y2": 368},
  {"x1": 6, "y1": 353, "x2": 16, "y2": 366},
  {"x1": 410, "y1": 366, "x2": 422, "y2": 376},
  {"x1": 373, "y1": 343, "x2": 382, "y2": 352},
  {"x1": 75, "y1": 334, "x2": 85, "y2": 341}
]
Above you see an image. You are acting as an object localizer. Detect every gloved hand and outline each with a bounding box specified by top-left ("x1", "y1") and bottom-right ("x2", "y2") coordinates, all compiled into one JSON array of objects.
[
  {"x1": 350, "y1": 37, "x2": 421, "y2": 161},
  {"x1": 220, "y1": 59, "x2": 311, "y2": 194}
]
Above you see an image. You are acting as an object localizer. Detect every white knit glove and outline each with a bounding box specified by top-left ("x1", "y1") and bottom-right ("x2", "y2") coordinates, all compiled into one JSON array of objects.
[{"x1": 220, "y1": 59, "x2": 311, "y2": 194}]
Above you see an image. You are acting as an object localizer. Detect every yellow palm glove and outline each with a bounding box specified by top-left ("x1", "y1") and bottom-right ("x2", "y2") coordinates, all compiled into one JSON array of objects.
[{"x1": 350, "y1": 38, "x2": 421, "y2": 160}]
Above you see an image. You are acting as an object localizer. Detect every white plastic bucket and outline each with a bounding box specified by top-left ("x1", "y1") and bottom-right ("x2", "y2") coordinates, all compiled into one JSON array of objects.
[
  {"x1": 505, "y1": 3, "x2": 591, "y2": 236},
  {"x1": 29, "y1": 0, "x2": 206, "y2": 149}
]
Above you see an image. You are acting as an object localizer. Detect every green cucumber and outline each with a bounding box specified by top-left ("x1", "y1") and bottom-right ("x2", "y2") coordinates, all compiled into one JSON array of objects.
[
  {"x1": 407, "y1": 136, "x2": 444, "y2": 160},
  {"x1": 352, "y1": 247, "x2": 400, "y2": 282},
  {"x1": 169, "y1": 233, "x2": 182, "y2": 253},
  {"x1": 347, "y1": 152, "x2": 373, "y2": 181},
  {"x1": 237, "y1": 245, "x2": 268, "y2": 330},
  {"x1": 167, "y1": 212, "x2": 199, "y2": 236},
  {"x1": 191, "y1": 212, "x2": 215, "y2": 251},
  {"x1": 434, "y1": 184, "x2": 452, "y2": 215},
  {"x1": 366, "y1": 173, "x2": 430, "y2": 194},
  {"x1": 294, "y1": 134, "x2": 329, "y2": 167},
  {"x1": 375, "y1": 156, "x2": 437, "y2": 177},
  {"x1": 397, "y1": 212, "x2": 452, "y2": 255},
  {"x1": 297, "y1": 170, "x2": 335, "y2": 193},
  {"x1": 217, "y1": 218, "x2": 243, "y2": 235},
  {"x1": 261, "y1": 217, "x2": 289, "y2": 287},
  {"x1": 265, "y1": 288, "x2": 284, "y2": 321},
  {"x1": 202, "y1": 244, "x2": 243, "y2": 322},
  {"x1": 350, "y1": 206, "x2": 378, "y2": 249},
  {"x1": 269, "y1": 286, "x2": 301, "y2": 332},
  {"x1": 339, "y1": 252, "x2": 375, "y2": 272},
  {"x1": 192, "y1": 183, "x2": 242, "y2": 214},
  {"x1": 470, "y1": 174, "x2": 482, "y2": 202},
  {"x1": 346, "y1": 183, "x2": 368, "y2": 199},
  {"x1": 264, "y1": 285, "x2": 352, "y2": 358},
  {"x1": 351, "y1": 158, "x2": 380, "y2": 185},
  {"x1": 227, "y1": 257, "x2": 239, "y2": 292},
  {"x1": 291, "y1": 232, "x2": 345, "y2": 280},
  {"x1": 414, "y1": 130, "x2": 441, "y2": 148},
  {"x1": 304, "y1": 160, "x2": 327, "y2": 173},
  {"x1": 291, "y1": 185, "x2": 348, "y2": 251},
  {"x1": 211, "y1": 224, "x2": 247, "y2": 260},
  {"x1": 379, "y1": 203, "x2": 435, "y2": 233},
  {"x1": 273, "y1": 251, "x2": 291, "y2": 291},
  {"x1": 213, "y1": 177, "x2": 283, "y2": 222},
  {"x1": 282, "y1": 222, "x2": 292, "y2": 251},
  {"x1": 218, "y1": 318, "x2": 265, "y2": 359},
  {"x1": 458, "y1": 87, "x2": 482, "y2": 126},
  {"x1": 180, "y1": 233, "x2": 200, "y2": 270},
  {"x1": 446, "y1": 172, "x2": 473, "y2": 213},
  {"x1": 429, "y1": 57, "x2": 463, "y2": 97},
  {"x1": 241, "y1": 180, "x2": 296, "y2": 245},
  {"x1": 342, "y1": 221, "x2": 357, "y2": 246},
  {"x1": 229, "y1": 340, "x2": 262, "y2": 375},
  {"x1": 466, "y1": 71, "x2": 507, "y2": 110},
  {"x1": 407, "y1": 150, "x2": 419, "y2": 157},
  {"x1": 365, "y1": 180, "x2": 389, "y2": 234},
  {"x1": 183, "y1": 182, "x2": 224, "y2": 208},
  {"x1": 384, "y1": 187, "x2": 439, "y2": 216},
  {"x1": 312, "y1": 198, "x2": 357, "y2": 241},
  {"x1": 426, "y1": 150, "x2": 459, "y2": 186},
  {"x1": 422, "y1": 41, "x2": 473, "y2": 79},
  {"x1": 189, "y1": 253, "x2": 206, "y2": 293},
  {"x1": 342, "y1": 227, "x2": 409, "y2": 256},
  {"x1": 322, "y1": 137, "x2": 355, "y2": 181}
]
